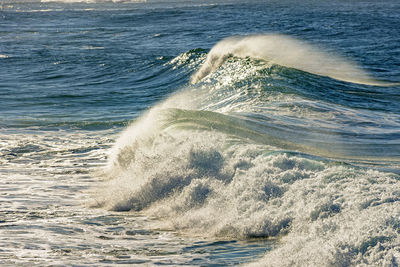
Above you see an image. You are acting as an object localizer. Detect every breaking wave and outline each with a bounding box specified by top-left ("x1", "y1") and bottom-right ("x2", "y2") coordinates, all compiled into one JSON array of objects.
[
  {"x1": 94, "y1": 34, "x2": 400, "y2": 266},
  {"x1": 191, "y1": 34, "x2": 394, "y2": 86}
]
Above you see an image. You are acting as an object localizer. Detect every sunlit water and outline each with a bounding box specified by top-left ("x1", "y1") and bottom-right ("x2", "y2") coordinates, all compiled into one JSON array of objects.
[{"x1": 1, "y1": 0, "x2": 399, "y2": 266}]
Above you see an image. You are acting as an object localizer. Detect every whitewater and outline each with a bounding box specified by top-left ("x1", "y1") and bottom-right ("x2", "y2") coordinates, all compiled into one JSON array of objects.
[
  {"x1": 92, "y1": 33, "x2": 400, "y2": 266},
  {"x1": 1, "y1": 0, "x2": 399, "y2": 266}
]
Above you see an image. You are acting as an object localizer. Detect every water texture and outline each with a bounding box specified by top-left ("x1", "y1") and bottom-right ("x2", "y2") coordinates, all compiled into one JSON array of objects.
[{"x1": 1, "y1": 0, "x2": 399, "y2": 266}]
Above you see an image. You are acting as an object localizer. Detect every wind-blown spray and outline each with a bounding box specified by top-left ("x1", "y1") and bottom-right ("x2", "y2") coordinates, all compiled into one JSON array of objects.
[{"x1": 191, "y1": 34, "x2": 392, "y2": 86}]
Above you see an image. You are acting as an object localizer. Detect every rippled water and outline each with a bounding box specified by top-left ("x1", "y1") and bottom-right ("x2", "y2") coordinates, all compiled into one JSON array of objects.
[{"x1": 1, "y1": 0, "x2": 399, "y2": 266}]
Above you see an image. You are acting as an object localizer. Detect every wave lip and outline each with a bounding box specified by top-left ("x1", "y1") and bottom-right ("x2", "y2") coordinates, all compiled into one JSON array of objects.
[{"x1": 191, "y1": 34, "x2": 393, "y2": 86}]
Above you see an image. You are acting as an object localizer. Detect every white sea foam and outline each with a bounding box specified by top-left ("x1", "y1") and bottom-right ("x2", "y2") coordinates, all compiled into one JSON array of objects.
[
  {"x1": 95, "y1": 34, "x2": 400, "y2": 266},
  {"x1": 191, "y1": 34, "x2": 393, "y2": 86},
  {"x1": 97, "y1": 114, "x2": 400, "y2": 265},
  {"x1": 95, "y1": 89, "x2": 400, "y2": 266}
]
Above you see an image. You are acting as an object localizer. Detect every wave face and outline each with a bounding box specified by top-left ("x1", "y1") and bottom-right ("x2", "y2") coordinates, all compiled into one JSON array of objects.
[{"x1": 95, "y1": 35, "x2": 400, "y2": 266}]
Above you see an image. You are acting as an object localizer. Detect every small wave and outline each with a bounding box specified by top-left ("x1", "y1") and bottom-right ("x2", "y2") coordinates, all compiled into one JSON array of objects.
[
  {"x1": 81, "y1": 45, "x2": 105, "y2": 50},
  {"x1": 167, "y1": 48, "x2": 207, "y2": 71},
  {"x1": 191, "y1": 34, "x2": 394, "y2": 86}
]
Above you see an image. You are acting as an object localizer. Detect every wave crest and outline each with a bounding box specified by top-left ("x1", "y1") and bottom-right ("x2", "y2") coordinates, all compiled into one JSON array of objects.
[
  {"x1": 94, "y1": 33, "x2": 400, "y2": 266},
  {"x1": 191, "y1": 34, "x2": 392, "y2": 86}
]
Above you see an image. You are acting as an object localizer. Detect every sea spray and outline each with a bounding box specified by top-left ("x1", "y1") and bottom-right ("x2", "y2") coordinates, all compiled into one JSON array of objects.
[
  {"x1": 97, "y1": 117, "x2": 400, "y2": 265},
  {"x1": 3, "y1": 1, "x2": 400, "y2": 265},
  {"x1": 191, "y1": 34, "x2": 392, "y2": 86},
  {"x1": 95, "y1": 91, "x2": 400, "y2": 266},
  {"x1": 95, "y1": 34, "x2": 400, "y2": 266}
]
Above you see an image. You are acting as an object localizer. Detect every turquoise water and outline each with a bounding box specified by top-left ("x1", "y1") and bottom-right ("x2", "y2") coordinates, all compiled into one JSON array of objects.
[{"x1": 1, "y1": 0, "x2": 399, "y2": 266}]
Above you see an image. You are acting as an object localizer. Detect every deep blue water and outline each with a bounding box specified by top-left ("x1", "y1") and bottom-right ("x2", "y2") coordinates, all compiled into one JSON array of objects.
[
  {"x1": 0, "y1": 0, "x2": 399, "y2": 266},
  {"x1": 2, "y1": 0, "x2": 399, "y2": 129}
]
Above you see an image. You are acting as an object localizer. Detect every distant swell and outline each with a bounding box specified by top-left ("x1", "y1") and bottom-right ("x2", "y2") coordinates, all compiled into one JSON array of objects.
[
  {"x1": 191, "y1": 34, "x2": 392, "y2": 86},
  {"x1": 40, "y1": 0, "x2": 145, "y2": 3}
]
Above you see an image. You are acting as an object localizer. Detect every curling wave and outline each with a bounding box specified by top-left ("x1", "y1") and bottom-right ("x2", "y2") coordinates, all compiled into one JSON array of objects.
[
  {"x1": 95, "y1": 107, "x2": 400, "y2": 266},
  {"x1": 95, "y1": 34, "x2": 400, "y2": 266},
  {"x1": 191, "y1": 34, "x2": 394, "y2": 86}
]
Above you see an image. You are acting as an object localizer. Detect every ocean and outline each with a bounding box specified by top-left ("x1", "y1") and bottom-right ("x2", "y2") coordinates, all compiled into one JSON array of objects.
[{"x1": 0, "y1": 0, "x2": 399, "y2": 266}]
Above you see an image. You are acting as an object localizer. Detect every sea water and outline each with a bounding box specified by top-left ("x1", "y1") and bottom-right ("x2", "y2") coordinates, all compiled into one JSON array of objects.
[{"x1": 0, "y1": 0, "x2": 399, "y2": 266}]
